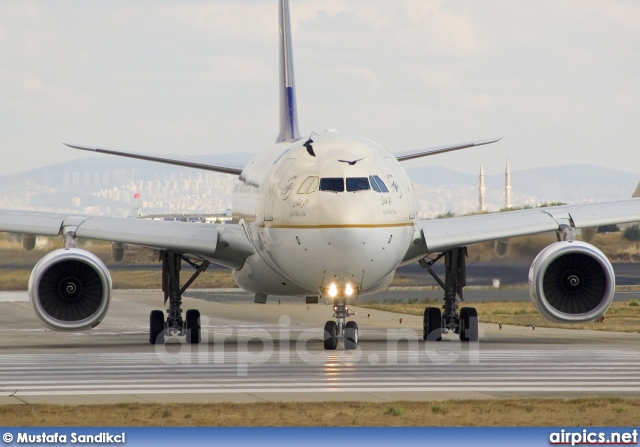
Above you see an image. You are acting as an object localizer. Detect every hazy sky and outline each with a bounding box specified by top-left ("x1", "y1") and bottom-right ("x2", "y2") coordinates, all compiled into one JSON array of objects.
[{"x1": 1, "y1": 0, "x2": 639, "y2": 176}]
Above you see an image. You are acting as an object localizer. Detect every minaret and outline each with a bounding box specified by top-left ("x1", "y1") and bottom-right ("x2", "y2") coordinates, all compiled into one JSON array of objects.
[
  {"x1": 479, "y1": 163, "x2": 485, "y2": 212},
  {"x1": 505, "y1": 160, "x2": 511, "y2": 209}
]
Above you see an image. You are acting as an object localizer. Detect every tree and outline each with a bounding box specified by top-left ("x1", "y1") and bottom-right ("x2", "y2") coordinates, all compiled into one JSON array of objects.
[{"x1": 623, "y1": 224, "x2": 640, "y2": 241}]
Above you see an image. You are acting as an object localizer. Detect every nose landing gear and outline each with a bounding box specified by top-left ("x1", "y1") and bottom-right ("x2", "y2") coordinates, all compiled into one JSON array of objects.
[{"x1": 323, "y1": 297, "x2": 359, "y2": 350}]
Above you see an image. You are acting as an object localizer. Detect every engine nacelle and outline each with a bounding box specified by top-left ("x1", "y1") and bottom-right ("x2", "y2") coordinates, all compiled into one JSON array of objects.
[
  {"x1": 28, "y1": 248, "x2": 112, "y2": 331},
  {"x1": 529, "y1": 241, "x2": 615, "y2": 323}
]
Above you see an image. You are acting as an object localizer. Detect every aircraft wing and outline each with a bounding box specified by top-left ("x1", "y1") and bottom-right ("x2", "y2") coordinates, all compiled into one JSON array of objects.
[
  {"x1": 65, "y1": 143, "x2": 245, "y2": 176},
  {"x1": 394, "y1": 137, "x2": 502, "y2": 161},
  {"x1": 406, "y1": 198, "x2": 640, "y2": 259},
  {"x1": 0, "y1": 210, "x2": 254, "y2": 270}
]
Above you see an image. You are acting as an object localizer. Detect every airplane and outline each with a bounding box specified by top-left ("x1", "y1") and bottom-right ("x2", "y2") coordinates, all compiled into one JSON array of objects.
[{"x1": 2, "y1": 0, "x2": 640, "y2": 350}]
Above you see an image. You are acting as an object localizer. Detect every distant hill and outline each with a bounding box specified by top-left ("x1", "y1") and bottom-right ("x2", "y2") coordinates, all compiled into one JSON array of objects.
[
  {"x1": 0, "y1": 152, "x2": 255, "y2": 188},
  {"x1": 0, "y1": 152, "x2": 254, "y2": 216},
  {"x1": 0, "y1": 155, "x2": 637, "y2": 217},
  {"x1": 406, "y1": 164, "x2": 639, "y2": 204}
]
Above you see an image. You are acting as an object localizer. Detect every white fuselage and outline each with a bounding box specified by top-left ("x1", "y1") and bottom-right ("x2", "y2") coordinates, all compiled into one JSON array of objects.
[{"x1": 231, "y1": 131, "x2": 416, "y2": 301}]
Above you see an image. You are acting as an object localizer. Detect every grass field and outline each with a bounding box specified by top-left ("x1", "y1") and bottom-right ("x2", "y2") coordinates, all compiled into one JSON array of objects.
[
  {"x1": 2, "y1": 231, "x2": 639, "y2": 290},
  {"x1": 2, "y1": 399, "x2": 640, "y2": 426},
  {"x1": 4, "y1": 230, "x2": 640, "y2": 266},
  {"x1": 360, "y1": 299, "x2": 640, "y2": 333},
  {"x1": 0, "y1": 268, "x2": 238, "y2": 290},
  {"x1": 465, "y1": 231, "x2": 640, "y2": 263}
]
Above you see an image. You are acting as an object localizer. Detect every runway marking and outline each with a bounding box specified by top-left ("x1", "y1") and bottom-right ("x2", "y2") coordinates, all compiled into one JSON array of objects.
[
  {"x1": 0, "y1": 292, "x2": 28, "y2": 302},
  {"x1": 2, "y1": 347, "x2": 640, "y2": 398}
]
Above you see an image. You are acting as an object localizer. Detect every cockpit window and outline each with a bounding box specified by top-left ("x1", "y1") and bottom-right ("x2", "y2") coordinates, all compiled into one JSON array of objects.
[
  {"x1": 369, "y1": 176, "x2": 381, "y2": 192},
  {"x1": 346, "y1": 177, "x2": 370, "y2": 192},
  {"x1": 308, "y1": 176, "x2": 319, "y2": 193},
  {"x1": 319, "y1": 178, "x2": 344, "y2": 192},
  {"x1": 370, "y1": 175, "x2": 389, "y2": 193},
  {"x1": 297, "y1": 176, "x2": 319, "y2": 194}
]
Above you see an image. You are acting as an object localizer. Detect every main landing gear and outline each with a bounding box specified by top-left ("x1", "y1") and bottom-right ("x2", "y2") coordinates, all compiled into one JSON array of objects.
[
  {"x1": 419, "y1": 247, "x2": 478, "y2": 342},
  {"x1": 323, "y1": 297, "x2": 359, "y2": 350},
  {"x1": 149, "y1": 250, "x2": 210, "y2": 345}
]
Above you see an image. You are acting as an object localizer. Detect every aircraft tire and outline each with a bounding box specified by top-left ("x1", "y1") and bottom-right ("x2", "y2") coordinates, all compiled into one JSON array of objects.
[
  {"x1": 149, "y1": 310, "x2": 165, "y2": 345},
  {"x1": 186, "y1": 309, "x2": 201, "y2": 344},
  {"x1": 344, "y1": 321, "x2": 359, "y2": 350},
  {"x1": 423, "y1": 306, "x2": 442, "y2": 341},
  {"x1": 459, "y1": 307, "x2": 478, "y2": 342},
  {"x1": 323, "y1": 320, "x2": 338, "y2": 350}
]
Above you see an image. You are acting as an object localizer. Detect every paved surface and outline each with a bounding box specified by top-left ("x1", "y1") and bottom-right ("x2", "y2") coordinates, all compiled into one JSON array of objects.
[{"x1": 1, "y1": 290, "x2": 640, "y2": 404}]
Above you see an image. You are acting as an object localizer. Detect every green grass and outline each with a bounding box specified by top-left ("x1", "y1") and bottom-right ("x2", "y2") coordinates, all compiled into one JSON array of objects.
[{"x1": 384, "y1": 405, "x2": 404, "y2": 417}]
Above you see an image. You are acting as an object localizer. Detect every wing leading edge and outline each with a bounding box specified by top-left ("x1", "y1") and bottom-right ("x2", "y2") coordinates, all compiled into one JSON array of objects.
[
  {"x1": 0, "y1": 211, "x2": 254, "y2": 270},
  {"x1": 65, "y1": 143, "x2": 245, "y2": 176},
  {"x1": 405, "y1": 198, "x2": 640, "y2": 261},
  {"x1": 394, "y1": 137, "x2": 502, "y2": 162}
]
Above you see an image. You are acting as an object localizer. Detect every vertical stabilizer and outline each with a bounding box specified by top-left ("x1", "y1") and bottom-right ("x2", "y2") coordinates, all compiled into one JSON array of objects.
[
  {"x1": 276, "y1": 0, "x2": 301, "y2": 143},
  {"x1": 632, "y1": 181, "x2": 640, "y2": 198}
]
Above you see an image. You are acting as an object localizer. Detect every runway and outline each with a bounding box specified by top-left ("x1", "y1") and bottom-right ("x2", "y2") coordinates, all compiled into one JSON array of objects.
[{"x1": 1, "y1": 290, "x2": 640, "y2": 404}]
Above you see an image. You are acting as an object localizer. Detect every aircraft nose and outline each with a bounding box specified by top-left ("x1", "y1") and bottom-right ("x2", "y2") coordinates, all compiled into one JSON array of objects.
[{"x1": 317, "y1": 190, "x2": 376, "y2": 227}]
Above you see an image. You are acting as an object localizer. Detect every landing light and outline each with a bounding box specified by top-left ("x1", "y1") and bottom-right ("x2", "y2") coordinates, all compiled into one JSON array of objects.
[
  {"x1": 328, "y1": 283, "x2": 338, "y2": 298},
  {"x1": 345, "y1": 283, "x2": 354, "y2": 297}
]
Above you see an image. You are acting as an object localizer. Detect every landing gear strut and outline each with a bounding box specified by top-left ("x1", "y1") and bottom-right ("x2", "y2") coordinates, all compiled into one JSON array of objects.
[
  {"x1": 149, "y1": 250, "x2": 210, "y2": 344},
  {"x1": 323, "y1": 297, "x2": 358, "y2": 350},
  {"x1": 419, "y1": 247, "x2": 478, "y2": 342}
]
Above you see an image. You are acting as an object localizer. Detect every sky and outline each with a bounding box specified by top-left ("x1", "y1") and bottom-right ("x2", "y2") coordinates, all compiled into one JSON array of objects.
[{"x1": 1, "y1": 0, "x2": 639, "y2": 176}]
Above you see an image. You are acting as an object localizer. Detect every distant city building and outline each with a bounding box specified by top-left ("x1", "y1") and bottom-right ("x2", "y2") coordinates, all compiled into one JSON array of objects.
[{"x1": 1, "y1": 157, "x2": 633, "y2": 219}]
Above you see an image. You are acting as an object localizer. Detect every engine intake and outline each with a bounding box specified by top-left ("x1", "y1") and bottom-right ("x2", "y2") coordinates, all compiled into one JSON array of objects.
[
  {"x1": 529, "y1": 241, "x2": 615, "y2": 323},
  {"x1": 28, "y1": 248, "x2": 112, "y2": 330}
]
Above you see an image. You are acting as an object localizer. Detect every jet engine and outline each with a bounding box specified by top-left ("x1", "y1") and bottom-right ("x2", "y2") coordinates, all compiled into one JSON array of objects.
[
  {"x1": 529, "y1": 241, "x2": 615, "y2": 323},
  {"x1": 28, "y1": 248, "x2": 112, "y2": 331}
]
